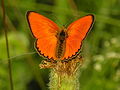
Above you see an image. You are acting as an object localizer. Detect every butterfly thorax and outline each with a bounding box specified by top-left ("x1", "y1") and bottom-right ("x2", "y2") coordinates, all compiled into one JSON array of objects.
[{"x1": 55, "y1": 28, "x2": 67, "y2": 60}]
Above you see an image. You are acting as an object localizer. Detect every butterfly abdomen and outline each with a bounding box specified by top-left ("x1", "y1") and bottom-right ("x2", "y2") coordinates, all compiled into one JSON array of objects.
[
  {"x1": 57, "y1": 42, "x2": 64, "y2": 58},
  {"x1": 55, "y1": 30, "x2": 67, "y2": 59}
]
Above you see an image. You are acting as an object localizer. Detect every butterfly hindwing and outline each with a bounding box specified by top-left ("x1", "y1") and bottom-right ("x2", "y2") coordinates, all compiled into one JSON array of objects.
[{"x1": 27, "y1": 11, "x2": 59, "y2": 59}]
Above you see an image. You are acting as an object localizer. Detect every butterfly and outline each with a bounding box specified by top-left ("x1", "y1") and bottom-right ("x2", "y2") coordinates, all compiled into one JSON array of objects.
[{"x1": 26, "y1": 11, "x2": 94, "y2": 61}]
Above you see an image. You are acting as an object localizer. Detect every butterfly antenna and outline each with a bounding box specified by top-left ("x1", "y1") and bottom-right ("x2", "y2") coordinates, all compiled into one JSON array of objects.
[
  {"x1": 64, "y1": 17, "x2": 74, "y2": 27},
  {"x1": 50, "y1": 13, "x2": 63, "y2": 27}
]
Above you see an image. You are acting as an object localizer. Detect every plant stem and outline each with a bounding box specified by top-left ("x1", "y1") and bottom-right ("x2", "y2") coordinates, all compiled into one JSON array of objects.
[
  {"x1": 1, "y1": 0, "x2": 14, "y2": 90},
  {"x1": 49, "y1": 69, "x2": 80, "y2": 90}
]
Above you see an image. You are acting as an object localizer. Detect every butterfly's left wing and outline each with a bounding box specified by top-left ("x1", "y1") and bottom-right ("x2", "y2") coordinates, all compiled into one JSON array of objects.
[
  {"x1": 27, "y1": 11, "x2": 60, "y2": 59},
  {"x1": 63, "y1": 15, "x2": 94, "y2": 59}
]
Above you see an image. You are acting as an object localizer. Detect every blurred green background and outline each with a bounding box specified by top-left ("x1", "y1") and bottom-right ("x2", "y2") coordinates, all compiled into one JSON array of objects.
[{"x1": 0, "y1": 0, "x2": 120, "y2": 90}]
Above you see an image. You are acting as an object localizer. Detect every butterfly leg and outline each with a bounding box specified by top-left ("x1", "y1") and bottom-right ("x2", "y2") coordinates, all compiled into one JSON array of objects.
[
  {"x1": 72, "y1": 55, "x2": 84, "y2": 75},
  {"x1": 39, "y1": 59, "x2": 57, "y2": 69}
]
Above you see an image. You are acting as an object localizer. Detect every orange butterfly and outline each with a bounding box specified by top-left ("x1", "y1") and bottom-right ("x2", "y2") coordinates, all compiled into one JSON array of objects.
[{"x1": 26, "y1": 11, "x2": 94, "y2": 61}]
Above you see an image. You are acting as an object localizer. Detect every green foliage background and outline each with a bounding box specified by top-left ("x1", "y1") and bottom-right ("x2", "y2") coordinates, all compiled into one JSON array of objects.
[{"x1": 0, "y1": 0, "x2": 120, "y2": 90}]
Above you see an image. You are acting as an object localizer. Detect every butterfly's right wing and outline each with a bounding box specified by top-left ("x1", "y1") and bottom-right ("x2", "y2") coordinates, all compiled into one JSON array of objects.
[
  {"x1": 27, "y1": 11, "x2": 59, "y2": 59},
  {"x1": 63, "y1": 15, "x2": 94, "y2": 59}
]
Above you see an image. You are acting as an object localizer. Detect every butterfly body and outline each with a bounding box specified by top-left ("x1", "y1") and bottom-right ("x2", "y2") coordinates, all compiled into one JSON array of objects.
[
  {"x1": 27, "y1": 11, "x2": 94, "y2": 61},
  {"x1": 55, "y1": 27, "x2": 67, "y2": 59}
]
